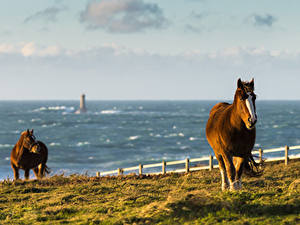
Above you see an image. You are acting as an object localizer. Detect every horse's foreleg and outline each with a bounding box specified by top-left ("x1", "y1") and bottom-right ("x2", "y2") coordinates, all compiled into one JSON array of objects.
[
  {"x1": 233, "y1": 156, "x2": 245, "y2": 190},
  {"x1": 24, "y1": 169, "x2": 30, "y2": 180},
  {"x1": 11, "y1": 163, "x2": 19, "y2": 180},
  {"x1": 216, "y1": 155, "x2": 229, "y2": 191},
  {"x1": 222, "y1": 152, "x2": 238, "y2": 191}
]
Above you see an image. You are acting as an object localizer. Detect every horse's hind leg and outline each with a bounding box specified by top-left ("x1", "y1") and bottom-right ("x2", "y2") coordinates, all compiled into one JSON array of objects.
[
  {"x1": 38, "y1": 164, "x2": 46, "y2": 178},
  {"x1": 33, "y1": 167, "x2": 39, "y2": 179},
  {"x1": 24, "y1": 169, "x2": 30, "y2": 180},
  {"x1": 233, "y1": 156, "x2": 245, "y2": 190},
  {"x1": 222, "y1": 152, "x2": 238, "y2": 191},
  {"x1": 11, "y1": 163, "x2": 19, "y2": 180},
  {"x1": 216, "y1": 155, "x2": 229, "y2": 191}
]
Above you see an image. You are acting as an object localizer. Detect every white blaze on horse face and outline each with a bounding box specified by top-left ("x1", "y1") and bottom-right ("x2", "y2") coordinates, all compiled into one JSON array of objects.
[{"x1": 245, "y1": 92, "x2": 256, "y2": 122}]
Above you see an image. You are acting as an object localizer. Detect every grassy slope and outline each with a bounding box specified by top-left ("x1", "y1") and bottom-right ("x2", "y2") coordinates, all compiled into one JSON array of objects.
[{"x1": 0, "y1": 160, "x2": 299, "y2": 225}]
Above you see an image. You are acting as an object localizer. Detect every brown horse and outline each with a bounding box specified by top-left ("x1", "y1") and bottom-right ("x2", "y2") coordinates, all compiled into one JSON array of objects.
[
  {"x1": 206, "y1": 78, "x2": 262, "y2": 191},
  {"x1": 10, "y1": 129, "x2": 50, "y2": 180}
]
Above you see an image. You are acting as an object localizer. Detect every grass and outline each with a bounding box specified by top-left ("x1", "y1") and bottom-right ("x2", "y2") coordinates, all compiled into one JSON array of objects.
[{"x1": 0, "y1": 160, "x2": 299, "y2": 225}]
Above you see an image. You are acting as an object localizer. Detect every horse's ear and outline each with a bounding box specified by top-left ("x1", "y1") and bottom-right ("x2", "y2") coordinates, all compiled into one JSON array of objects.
[
  {"x1": 237, "y1": 78, "x2": 243, "y2": 89},
  {"x1": 30, "y1": 129, "x2": 34, "y2": 135},
  {"x1": 26, "y1": 129, "x2": 29, "y2": 134},
  {"x1": 249, "y1": 78, "x2": 254, "y2": 89}
]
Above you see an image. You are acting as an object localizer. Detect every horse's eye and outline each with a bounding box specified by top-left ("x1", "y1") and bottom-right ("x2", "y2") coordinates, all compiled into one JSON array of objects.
[{"x1": 242, "y1": 94, "x2": 248, "y2": 100}]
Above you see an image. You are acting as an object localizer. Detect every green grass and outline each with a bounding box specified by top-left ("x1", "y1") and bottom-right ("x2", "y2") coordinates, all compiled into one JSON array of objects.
[{"x1": 0, "y1": 160, "x2": 299, "y2": 225}]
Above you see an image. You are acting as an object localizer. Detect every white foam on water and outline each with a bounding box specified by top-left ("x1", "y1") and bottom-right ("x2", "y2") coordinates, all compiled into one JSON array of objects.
[
  {"x1": 173, "y1": 125, "x2": 177, "y2": 129},
  {"x1": 0, "y1": 144, "x2": 14, "y2": 148},
  {"x1": 178, "y1": 133, "x2": 185, "y2": 137},
  {"x1": 189, "y1": 137, "x2": 198, "y2": 141},
  {"x1": 106, "y1": 139, "x2": 111, "y2": 143},
  {"x1": 129, "y1": 136, "x2": 140, "y2": 141},
  {"x1": 31, "y1": 118, "x2": 42, "y2": 122},
  {"x1": 76, "y1": 141, "x2": 90, "y2": 146},
  {"x1": 41, "y1": 123, "x2": 60, "y2": 128},
  {"x1": 49, "y1": 142, "x2": 61, "y2": 146},
  {"x1": 5, "y1": 157, "x2": 10, "y2": 161},
  {"x1": 273, "y1": 125, "x2": 279, "y2": 128},
  {"x1": 88, "y1": 156, "x2": 94, "y2": 160},
  {"x1": 34, "y1": 106, "x2": 69, "y2": 112},
  {"x1": 18, "y1": 120, "x2": 24, "y2": 123},
  {"x1": 100, "y1": 110, "x2": 120, "y2": 114},
  {"x1": 164, "y1": 133, "x2": 178, "y2": 138}
]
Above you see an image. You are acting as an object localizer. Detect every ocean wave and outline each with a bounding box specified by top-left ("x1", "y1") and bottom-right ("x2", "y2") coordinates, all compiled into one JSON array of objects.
[
  {"x1": 76, "y1": 142, "x2": 90, "y2": 146},
  {"x1": 0, "y1": 144, "x2": 14, "y2": 148},
  {"x1": 189, "y1": 137, "x2": 198, "y2": 141},
  {"x1": 33, "y1": 106, "x2": 75, "y2": 112},
  {"x1": 164, "y1": 133, "x2": 178, "y2": 138},
  {"x1": 49, "y1": 142, "x2": 61, "y2": 146},
  {"x1": 31, "y1": 118, "x2": 42, "y2": 122},
  {"x1": 41, "y1": 123, "x2": 60, "y2": 128},
  {"x1": 178, "y1": 133, "x2": 185, "y2": 137},
  {"x1": 129, "y1": 136, "x2": 140, "y2": 141},
  {"x1": 100, "y1": 110, "x2": 120, "y2": 114}
]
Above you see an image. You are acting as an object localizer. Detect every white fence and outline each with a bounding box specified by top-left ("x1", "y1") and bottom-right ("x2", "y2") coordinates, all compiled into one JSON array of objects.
[{"x1": 96, "y1": 145, "x2": 300, "y2": 177}]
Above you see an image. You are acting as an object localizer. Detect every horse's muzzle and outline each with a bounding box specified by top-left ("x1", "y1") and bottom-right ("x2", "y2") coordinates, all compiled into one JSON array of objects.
[{"x1": 247, "y1": 119, "x2": 257, "y2": 130}]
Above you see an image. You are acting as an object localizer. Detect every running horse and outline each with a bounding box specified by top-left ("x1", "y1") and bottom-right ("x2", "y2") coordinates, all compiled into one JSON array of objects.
[
  {"x1": 10, "y1": 129, "x2": 50, "y2": 180},
  {"x1": 206, "y1": 78, "x2": 263, "y2": 191}
]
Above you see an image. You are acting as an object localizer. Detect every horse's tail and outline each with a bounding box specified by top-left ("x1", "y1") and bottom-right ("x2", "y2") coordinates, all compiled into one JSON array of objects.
[
  {"x1": 244, "y1": 154, "x2": 264, "y2": 177},
  {"x1": 44, "y1": 165, "x2": 51, "y2": 175}
]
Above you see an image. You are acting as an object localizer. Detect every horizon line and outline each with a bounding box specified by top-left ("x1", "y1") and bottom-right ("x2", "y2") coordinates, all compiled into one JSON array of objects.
[{"x1": 0, "y1": 99, "x2": 300, "y2": 101}]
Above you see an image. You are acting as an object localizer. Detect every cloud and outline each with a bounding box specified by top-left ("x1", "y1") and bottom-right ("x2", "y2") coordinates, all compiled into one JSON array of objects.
[
  {"x1": 1, "y1": 44, "x2": 300, "y2": 100},
  {"x1": 250, "y1": 14, "x2": 277, "y2": 27},
  {"x1": 24, "y1": 6, "x2": 67, "y2": 23},
  {"x1": 0, "y1": 42, "x2": 62, "y2": 57},
  {"x1": 80, "y1": 0, "x2": 169, "y2": 33}
]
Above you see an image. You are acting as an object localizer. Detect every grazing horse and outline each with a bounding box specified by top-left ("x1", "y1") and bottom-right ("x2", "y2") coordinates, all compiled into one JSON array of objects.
[
  {"x1": 10, "y1": 129, "x2": 50, "y2": 180},
  {"x1": 206, "y1": 78, "x2": 262, "y2": 191}
]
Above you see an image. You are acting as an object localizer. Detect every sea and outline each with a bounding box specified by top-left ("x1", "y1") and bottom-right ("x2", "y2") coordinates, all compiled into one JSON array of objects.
[{"x1": 0, "y1": 100, "x2": 300, "y2": 180}]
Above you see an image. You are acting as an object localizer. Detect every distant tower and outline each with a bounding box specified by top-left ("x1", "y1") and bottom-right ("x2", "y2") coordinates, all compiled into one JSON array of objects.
[{"x1": 76, "y1": 94, "x2": 87, "y2": 114}]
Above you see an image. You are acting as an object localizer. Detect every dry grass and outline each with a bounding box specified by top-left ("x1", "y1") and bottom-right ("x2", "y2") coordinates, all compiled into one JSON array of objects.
[{"x1": 0, "y1": 160, "x2": 299, "y2": 224}]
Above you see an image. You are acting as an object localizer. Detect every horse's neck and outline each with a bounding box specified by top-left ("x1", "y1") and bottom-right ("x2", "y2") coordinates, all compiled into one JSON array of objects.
[
  {"x1": 16, "y1": 136, "x2": 27, "y2": 159},
  {"x1": 229, "y1": 100, "x2": 243, "y2": 130}
]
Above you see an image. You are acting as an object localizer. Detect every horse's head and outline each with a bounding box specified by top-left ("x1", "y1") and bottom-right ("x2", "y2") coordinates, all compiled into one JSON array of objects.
[
  {"x1": 21, "y1": 129, "x2": 39, "y2": 152},
  {"x1": 235, "y1": 78, "x2": 257, "y2": 130}
]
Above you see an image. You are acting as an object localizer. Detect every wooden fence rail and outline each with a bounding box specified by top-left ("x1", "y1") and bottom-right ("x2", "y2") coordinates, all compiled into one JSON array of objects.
[{"x1": 96, "y1": 145, "x2": 300, "y2": 177}]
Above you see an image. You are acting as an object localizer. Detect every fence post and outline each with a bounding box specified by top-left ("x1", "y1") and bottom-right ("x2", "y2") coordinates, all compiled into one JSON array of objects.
[
  {"x1": 118, "y1": 168, "x2": 123, "y2": 175},
  {"x1": 285, "y1": 145, "x2": 289, "y2": 166},
  {"x1": 185, "y1": 158, "x2": 190, "y2": 173},
  {"x1": 96, "y1": 172, "x2": 100, "y2": 177},
  {"x1": 139, "y1": 164, "x2": 143, "y2": 175},
  {"x1": 162, "y1": 160, "x2": 166, "y2": 174},
  {"x1": 209, "y1": 155, "x2": 213, "y2": 171},
  {"x1": 259, "y1": 148, "x2": 263, "y2": 163}
]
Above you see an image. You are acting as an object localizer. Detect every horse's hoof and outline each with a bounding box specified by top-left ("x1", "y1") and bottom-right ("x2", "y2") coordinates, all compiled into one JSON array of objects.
[
  {"x1": 229, "y1": 181, "x2": 241, "y2": 191},
  {"x1": 221, "y1": 184, "x2": 229, "y2": 191}
]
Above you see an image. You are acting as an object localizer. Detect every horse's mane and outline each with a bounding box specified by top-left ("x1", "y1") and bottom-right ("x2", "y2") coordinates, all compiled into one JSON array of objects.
[{"x1": 15, "y1": 133, "x2": 26, "y2": 150}]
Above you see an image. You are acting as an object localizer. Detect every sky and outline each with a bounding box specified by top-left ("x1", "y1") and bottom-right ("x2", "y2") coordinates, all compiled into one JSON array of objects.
[{"x1": 0, "y1": 0, "x2": 300, "y2": 100}]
